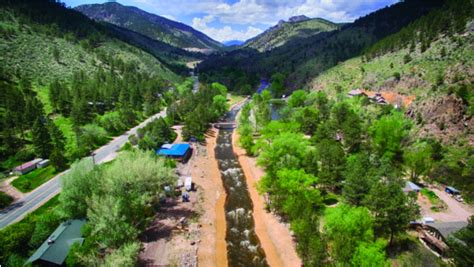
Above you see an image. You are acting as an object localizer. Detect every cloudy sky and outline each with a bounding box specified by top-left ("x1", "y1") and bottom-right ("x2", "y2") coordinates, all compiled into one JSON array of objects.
[{"x1": 63, "y1": 0, "x2": 399, "y2": 42}]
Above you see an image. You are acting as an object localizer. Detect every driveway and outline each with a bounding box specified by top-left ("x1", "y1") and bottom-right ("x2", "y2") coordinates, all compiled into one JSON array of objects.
[
  {"x1": 420, "y1": 187, "x2": 474, "y2": 222},
  {"x1": 0, "y1": 110, "x2": 166, "y2": 229}
]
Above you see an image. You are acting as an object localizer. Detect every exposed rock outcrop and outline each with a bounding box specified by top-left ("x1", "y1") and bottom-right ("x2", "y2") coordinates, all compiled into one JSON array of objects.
[{"x1": 407, "y1": 95, "x2": 472, "y2": 144}]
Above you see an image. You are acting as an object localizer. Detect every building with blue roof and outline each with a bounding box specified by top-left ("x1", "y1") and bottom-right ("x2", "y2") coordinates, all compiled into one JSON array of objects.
[{"x1": 156, "y1": 143, "x2": 191, "y2": 162}]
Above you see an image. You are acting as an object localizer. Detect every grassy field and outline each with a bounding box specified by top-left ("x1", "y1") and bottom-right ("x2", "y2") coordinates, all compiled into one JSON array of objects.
[
  {"x1": 421, "y1": 188, "x2": 446, "y2": 211},
  {"x1": 12, "y1": 166, "x2": 58, "y2": 193}
]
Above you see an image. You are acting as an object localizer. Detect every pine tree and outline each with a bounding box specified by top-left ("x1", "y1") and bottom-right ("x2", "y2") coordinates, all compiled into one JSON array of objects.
[
  {"x1": 49, "y1": 122, "x2": 67, "y2": 170},
  {"x1": 32, "y1": 117, "x2": 53, "y2": 158}
]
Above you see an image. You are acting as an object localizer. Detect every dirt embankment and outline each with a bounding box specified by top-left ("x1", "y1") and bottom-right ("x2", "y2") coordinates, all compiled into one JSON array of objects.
[
  {"x1": 232, "y1": 128, "x2": 302, "y2": 267},
  {"x1": 192, "y1": 128, "x2": 228, "y2": 267}
]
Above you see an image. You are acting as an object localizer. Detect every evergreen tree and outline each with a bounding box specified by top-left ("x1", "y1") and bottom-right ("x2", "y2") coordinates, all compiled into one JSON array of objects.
[
  {"x1": 49, "y1": 122, "x2": 67, "y2": 170},
  {"x1": 32, "y1": 117, "x2": 53, "y2": 158},
  {"x1": 364, "y1": 176, "x2": 419, "y2": 245}
]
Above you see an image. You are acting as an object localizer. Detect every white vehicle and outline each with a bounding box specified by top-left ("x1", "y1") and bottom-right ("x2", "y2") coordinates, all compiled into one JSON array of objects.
[
  {"x1": 454, "y1": 195, "x2": 464, "y2": 203},
  {"x1": 185, "y1": 176, "x2": 193, "y2": 192},
  {"x1": 422, "y1": 217, "x2": 435, "y2": 224}
]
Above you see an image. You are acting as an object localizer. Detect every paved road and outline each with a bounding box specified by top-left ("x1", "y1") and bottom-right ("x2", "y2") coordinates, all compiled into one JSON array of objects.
[{"x1": 0, "y1": 110, "x2": 167, "y2": 229}]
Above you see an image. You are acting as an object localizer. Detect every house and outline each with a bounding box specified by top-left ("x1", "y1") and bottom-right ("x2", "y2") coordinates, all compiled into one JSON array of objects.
[
  {"x1": 26, "y1": 219, "x2": 86, "y2": 266},
  {"x1": 362, "y1": 90, "x2": 416, "y2": 107},
  {"x1": 403, "y1": 181, "x2": 421, "y2": 193},
  {"x1": 347, "y1": 89, "x2": 367, "y2": 97},
  {"x1": 37, "y1": 159, "x2": 50, "y2": 169},
  {"x1": 445, "y1": 186, "x2": 460, "y2": 195},
  {"x1": 13, "y1": 158, "x2": 43, "y2": 175},
  {"x1": 157, "y1": 143, "x2": 192, "y2": 162},
  {"x1": 374, "y1": 93, "x2": 389, "y2": 105},
  {"x1": 419, "y1": 221, "x2": 468, "y2": 255}
]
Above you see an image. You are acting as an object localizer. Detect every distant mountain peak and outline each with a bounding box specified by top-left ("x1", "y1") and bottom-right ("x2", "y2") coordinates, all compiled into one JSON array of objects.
[
  {"x1": 288, "y1": 15, "x2": 310, "y2": 23},
  {"x1": 244, "y1": 17, "x2": 338, "y2": 52}
]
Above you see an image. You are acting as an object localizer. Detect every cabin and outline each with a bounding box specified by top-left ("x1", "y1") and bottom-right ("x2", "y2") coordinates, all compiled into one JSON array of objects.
[
  {"x1": 157, "y1": 143, "x2": 192, "y2": 162},
  {"x1": 347, "y1": 89, "x2": 367, "y2": 97},
  {"x1": 403, "y1": 181, "x2": 421, "y2": 193},
  {"x1": 445, "y1": 186, "x2": 460, "y2": 195},
  {"x1": 419, "y1": 221, "x2": 467, "y2": 256},
  {"x1": 26, "y1": 219, "x2": 86, "y2": 266},
  {"x1": 13, "y1": 158, "x2": 43, "y2": 175}
]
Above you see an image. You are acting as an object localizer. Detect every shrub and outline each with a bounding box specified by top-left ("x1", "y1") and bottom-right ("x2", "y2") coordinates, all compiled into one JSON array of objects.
[
  {"x1": 0, "y1": 191, "x2": 14, "y2": 209},
  {"x1": 99, "y1": 112, "x2": 126, "y2": 135},
  {"x1": 78, "y1": 124, "x2": 108, "y2": 152}
]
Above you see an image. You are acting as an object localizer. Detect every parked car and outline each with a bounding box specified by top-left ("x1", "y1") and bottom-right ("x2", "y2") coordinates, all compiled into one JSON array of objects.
[{"x1": 454, "y1": 195, "x2": 464, "y2": 203}]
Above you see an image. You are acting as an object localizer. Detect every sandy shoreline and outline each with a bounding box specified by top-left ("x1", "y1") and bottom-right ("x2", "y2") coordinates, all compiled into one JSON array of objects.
[{"x1": 232, "y1": 126, "x2": 302, "y2": 267}]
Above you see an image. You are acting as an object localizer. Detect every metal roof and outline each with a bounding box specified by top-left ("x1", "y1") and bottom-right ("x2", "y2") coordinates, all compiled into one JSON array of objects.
[
  {"x1": 26, "y1": 219, "x2": 86, "y2": 266},
  {"x1": 403, "y1": 181, "x2": 421, "y2": 192},
  {"x1": 157, "y1": 143, "x2": 190, "y2": 157},
  {"x1": 14, "y1": 158, "x2": 43, "y2": 171},
  {"x1": 446, "y1": 186, "x2": 460, "y2": 193},
  {"x1": 426, "y1": 221, "x2": 468, "y2": 239}
]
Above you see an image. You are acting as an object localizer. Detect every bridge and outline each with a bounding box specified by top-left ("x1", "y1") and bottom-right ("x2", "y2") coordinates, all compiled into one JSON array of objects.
[{"x1": 213, "y1": 122, "x2": 236, "y2": 129}]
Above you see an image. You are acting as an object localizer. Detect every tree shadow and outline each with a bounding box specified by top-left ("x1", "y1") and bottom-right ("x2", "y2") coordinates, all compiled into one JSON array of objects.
[{"x1": 138, "y1": 201, "x2": 198, "y2": 243}]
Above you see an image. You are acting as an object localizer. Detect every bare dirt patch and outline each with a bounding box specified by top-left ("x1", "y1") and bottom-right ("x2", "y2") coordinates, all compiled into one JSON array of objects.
[
  {"x1": 138, "y1": 126, "x2": 228, "y2": 267},
  {"x1": 0, "y1": 176, "x2": 25, "y2": 201},
  {"x1": 419, "y1": 185, "x2": 474, "y2": 222}
]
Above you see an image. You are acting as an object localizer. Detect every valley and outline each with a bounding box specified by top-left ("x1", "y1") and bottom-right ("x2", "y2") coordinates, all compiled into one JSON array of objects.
[{"x1": 1, "y1": 0, "x2": 473, "y2": 266}]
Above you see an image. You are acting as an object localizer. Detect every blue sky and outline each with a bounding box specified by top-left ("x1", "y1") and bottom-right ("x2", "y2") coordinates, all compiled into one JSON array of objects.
[{"x1": 62, "y1": 0, "x2": 399, "y2": 42}]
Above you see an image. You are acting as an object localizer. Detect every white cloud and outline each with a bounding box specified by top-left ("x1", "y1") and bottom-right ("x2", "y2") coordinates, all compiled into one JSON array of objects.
[
  {"x1": 192, "y1": 15, "x2": 263, "y2": 42},
  {"x1": 126, "y1": 0, "x2": 398, "y2": 41}
]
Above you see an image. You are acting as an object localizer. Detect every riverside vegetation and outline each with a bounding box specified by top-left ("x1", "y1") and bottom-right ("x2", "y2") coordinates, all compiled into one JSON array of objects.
[{"x1": 1, "y1": 0, "x2": 473, "y2": 266}]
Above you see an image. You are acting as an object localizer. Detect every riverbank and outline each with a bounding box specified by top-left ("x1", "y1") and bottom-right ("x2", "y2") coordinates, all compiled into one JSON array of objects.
[
  {"x1": 232, "y1": 124, "x2": 302, "y2": 266},
  {"x1": 193, "y1": 127, "x2": 228, "y2": 267},
  {"x1": 138, "y1": 126, "x2": 227, "y2": 266}
]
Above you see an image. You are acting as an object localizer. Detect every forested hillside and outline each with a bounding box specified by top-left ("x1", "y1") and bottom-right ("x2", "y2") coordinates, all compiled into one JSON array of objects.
[
  {"x1": 0, "y1": 0, "x2": 183, "y2": 172},
  {"x1": 309, "y1": 0, "x2": 474, "y2": 201},
  {"x1": 76, "y1": 2, "x2": 223, "y2": 51},
  {"x1": 244, "y1": 16, "x2": 338, "y2": 52},
  {"x1": 199, "y1": 0, "x2": 444, "y2": 92}
]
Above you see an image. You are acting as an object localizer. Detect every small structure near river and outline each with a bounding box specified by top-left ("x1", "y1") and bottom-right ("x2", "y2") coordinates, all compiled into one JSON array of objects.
[{"x1": 157, "y1": 143, "x2": 192, "y2": 162}]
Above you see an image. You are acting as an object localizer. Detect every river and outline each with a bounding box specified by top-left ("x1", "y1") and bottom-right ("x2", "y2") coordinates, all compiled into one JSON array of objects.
[{"x1": 215, "y1": 103, "x2": 268, "y2": 267}]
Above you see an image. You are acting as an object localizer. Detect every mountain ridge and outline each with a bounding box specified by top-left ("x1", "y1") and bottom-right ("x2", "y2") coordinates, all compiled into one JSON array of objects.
[
  {"x1": 75, "y1": 2, "x2": 223, "y2": 51},
  {"x1": 244, "y1": 16, "x2": 338, "y2": 52}
]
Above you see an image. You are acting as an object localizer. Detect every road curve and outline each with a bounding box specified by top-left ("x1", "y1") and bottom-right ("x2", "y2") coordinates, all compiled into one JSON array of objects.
[{"x1": 0, "y1": 110, "x2": 167, "y2": 229}]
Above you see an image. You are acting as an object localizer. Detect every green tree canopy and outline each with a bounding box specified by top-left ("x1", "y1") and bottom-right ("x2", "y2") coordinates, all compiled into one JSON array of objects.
[
  {"x1": 324, "y1": 204, "x2": 375, "y2": 263},
  {"x1": 364, "y1": 177, "x2": 419, "y2": 244},
  {"x1": 370, "y1": 111, "x2": 410, "y2": 162},
  {"x1": 287, "y1": 90, "x2": 308, "y2": 109},
  {"x1": 403, "y1": 142, "x2": 433, "y2": 183},
  {"x1": 343, "y1": 153, "x2": 376, "y2": 206},
  {"x1": 351, "y1": 239, "x2": 389, "y2": 267}
]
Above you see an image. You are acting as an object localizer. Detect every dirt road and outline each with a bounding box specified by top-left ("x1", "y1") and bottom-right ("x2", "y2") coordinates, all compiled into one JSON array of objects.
[{"x1": 423, "y1": 188, "x2": 474, "y2": 222}]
